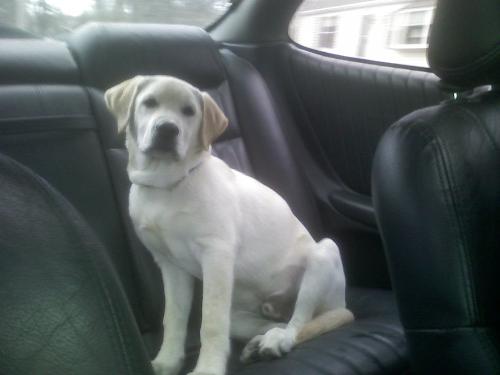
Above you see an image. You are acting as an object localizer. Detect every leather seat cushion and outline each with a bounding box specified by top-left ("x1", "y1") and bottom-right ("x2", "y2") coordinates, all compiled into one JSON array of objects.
[{"x1": 180, "y1": 288, "x2": 408, "y2": 375}]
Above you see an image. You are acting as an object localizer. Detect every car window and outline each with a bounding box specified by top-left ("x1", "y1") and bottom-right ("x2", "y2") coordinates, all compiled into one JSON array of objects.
[
  {"x1": 0, "y1": 0, "x2": 233, "y2": 39},
  {"x1": 290, "y1": 0, "x2": 437, "y2": 67}
]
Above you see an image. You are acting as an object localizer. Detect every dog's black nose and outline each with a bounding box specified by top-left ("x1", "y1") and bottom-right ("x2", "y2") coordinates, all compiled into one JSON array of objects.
[
  {"x1": 156, "y1": 121, "x2": 179, "y2": 138},
  {"x1": 150, "y1": 121, "x2": 179, "y2": 154}
]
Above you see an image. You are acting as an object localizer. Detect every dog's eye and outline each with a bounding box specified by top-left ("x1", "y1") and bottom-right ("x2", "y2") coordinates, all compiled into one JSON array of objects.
[
  {"x1": 181, "y1": 105, "x2": 195, "y2": 117},
  {"x1": 143, "y1": 97, "x2": 158, "y2": 109}
]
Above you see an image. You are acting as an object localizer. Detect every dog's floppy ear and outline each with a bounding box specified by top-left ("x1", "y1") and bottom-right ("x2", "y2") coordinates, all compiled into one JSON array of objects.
[
  {"x1": 104, "y1": 76, "x2": 145, "y2": 134},
  {"x1": 200, "y1": 92, "x2": 228, "y2": 150}
]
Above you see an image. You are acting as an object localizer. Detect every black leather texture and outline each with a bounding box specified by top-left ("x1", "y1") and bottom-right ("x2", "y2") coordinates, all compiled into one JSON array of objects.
[
  {"x1": 0, "y1": 39, "x2": 78, "y2": 84},
  {"x1": 427, "y1": 0, "x2": 500, "y2": 88},
  {"x1": 373, "y1": 90, "x2": 500, "y2": 374},
  {"x1": 0, "y1": 83, "x2": 146, "y2": 327},
  {"x1": 288, "y1": 46, "x2": 444, "y2": 196},
  {"x1": 0, "y1": 38, "x2": 154, "y2": 352},
  {"x1": 0, "y1": 153, "x2": 153, "y2": 375},
  {"x1": 69, "y1": 23, "x2": 226, "y2": 90},
  {"x1": 219, "y1": 48, "x2": 324, "y2": 236}
]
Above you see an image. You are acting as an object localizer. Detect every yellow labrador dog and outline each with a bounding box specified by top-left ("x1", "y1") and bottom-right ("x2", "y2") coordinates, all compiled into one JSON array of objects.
[{"x1": 105, "y1": 76, "x2": 353, "y2": 375}]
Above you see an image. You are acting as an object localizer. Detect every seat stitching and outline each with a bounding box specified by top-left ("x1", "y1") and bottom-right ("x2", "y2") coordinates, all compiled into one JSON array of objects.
[
  {"x1": 412, "y1": 119, "x2": 478, "y2": 321},
  {"x1": 453, "y1": 105, "x2": 500, "y2": 156}
]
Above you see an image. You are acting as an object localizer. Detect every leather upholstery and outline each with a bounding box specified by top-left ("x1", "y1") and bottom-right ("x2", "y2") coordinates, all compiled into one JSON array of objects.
[
  {"x1": 0, "y1": 40, "x2": 77, "y2": 84},
  {"x1": 1, "y1": 24, "x2": 409, "y2": 374},
  {"x1": 0, "y1": 153, "x2": 153, "y2": 375},
  {"x1": 288, "y1": 46, "x2": 444, "y2": 196},
  {"x1": 373, "y1": 90, "x2": 500, "y2": 374},
  {"x1": 219, "y1": 48, "x2": 324, "y2": 235},
  {"x1": 373, "y1": 2, "x2": 500, "y2": 372},
  {"x1": 0, "y1": 39, "x2": 149, "y2": 347},
  {"x1": 428, "y1": 0, "x2": 500, "y2": 88},
  {"x1": 0, "y1": 88, "x2": 131, "y2": 283},
  {"x1": 69, "y1": 23, "x2": 226, "y2": 90}
]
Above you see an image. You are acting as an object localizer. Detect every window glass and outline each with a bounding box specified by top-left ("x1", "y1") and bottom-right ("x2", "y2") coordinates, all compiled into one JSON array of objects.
[
  {"x1": 0, "y1": 0, "x2": 232, "y2": 39},
  {"x1": 290, "y1": 0, "x2": 437, "y2": 67}
]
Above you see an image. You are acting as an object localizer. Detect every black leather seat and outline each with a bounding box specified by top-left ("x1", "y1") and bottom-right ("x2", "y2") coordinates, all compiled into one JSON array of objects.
[
  {"x1": 0, "y1": 153, "x2": 153, "y2": 375},
  {"x1": 372, "y1": 0, "x2": 500, "y2": 374},
  {"x1": 0, "y1": 23, "x2": 408, "y2": 374}
]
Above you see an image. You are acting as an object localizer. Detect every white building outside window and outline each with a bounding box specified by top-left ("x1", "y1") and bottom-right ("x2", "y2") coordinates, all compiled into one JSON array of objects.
[{"x1": 290, "y1": 0, "x2": 437, "y2": 67}]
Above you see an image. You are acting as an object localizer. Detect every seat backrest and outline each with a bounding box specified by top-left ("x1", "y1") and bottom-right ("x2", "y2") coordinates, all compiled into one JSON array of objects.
[
  {"x1": 0, "y1": 153, "x2": 153, "y2": 375},
  {"x1": 372, "y1": 0, "x2": 500, "y2": 373}
]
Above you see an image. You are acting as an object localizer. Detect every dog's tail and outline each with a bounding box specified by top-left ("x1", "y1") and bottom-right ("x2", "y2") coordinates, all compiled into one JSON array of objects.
[{"x1": 295, "y1": 308, "x2": 354, "y2": 344}]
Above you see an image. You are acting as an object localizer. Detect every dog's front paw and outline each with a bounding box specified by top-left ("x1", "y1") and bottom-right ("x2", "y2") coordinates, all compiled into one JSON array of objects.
[
  {"x1": 151, "y1": 358, "x2": 183, "y2": 375},
  {"x1": 240, "y1": 328, "x2": 296, "y2": 363}
]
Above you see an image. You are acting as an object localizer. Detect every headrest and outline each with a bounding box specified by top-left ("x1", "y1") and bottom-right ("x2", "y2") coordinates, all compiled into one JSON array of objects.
[
  {"x1": 68, "y1": 23, "x2": 226, "y2": 90},
  {"x1": 427, "y1": 0, "x2": 500, "y2": 88},
  {"x1": 0, "y1": 40, "x2": 78, "y2": 84}
]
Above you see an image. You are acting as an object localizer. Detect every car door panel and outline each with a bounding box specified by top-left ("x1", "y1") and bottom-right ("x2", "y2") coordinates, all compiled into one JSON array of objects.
[{"x1": 224, "y1": 42, "x2": 446, "y2": 288}]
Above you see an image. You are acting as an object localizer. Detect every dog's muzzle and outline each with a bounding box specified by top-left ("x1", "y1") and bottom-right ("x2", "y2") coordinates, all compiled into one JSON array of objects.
[{"x1": 149, "y1": 121, "x2": 179, "y2": 153}]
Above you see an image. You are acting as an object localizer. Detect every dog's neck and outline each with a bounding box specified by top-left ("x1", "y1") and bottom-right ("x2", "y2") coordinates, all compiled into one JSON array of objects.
[{"x1": 126, "y1": 137, "x2": 210, "y2": 190}]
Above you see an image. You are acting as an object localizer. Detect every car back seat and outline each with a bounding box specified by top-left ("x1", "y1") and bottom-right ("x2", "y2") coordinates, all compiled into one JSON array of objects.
[{"x1": 0, "y1": 24, "x2": 408, "y2": 374}]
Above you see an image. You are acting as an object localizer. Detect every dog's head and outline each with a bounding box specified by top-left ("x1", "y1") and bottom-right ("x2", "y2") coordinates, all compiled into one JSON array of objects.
[{"x1": 104, "y1": 75, "x2": 228, "y2": 161}]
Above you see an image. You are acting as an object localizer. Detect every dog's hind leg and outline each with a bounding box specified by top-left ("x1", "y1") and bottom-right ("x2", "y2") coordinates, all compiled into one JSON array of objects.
[{"x1": 241, "y1": 238, "x2": 352, "y2": 360}]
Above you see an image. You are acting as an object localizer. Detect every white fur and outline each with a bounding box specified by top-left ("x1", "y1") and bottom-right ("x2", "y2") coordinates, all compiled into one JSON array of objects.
[{"x1": 105, "y1": 76, "x2": 353, "y2": 375}]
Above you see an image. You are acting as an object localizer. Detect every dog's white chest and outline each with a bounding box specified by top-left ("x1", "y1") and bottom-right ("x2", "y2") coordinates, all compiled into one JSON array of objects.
[{"x1": 129, "y1": 184, "x2": 202, "y2": 277}]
